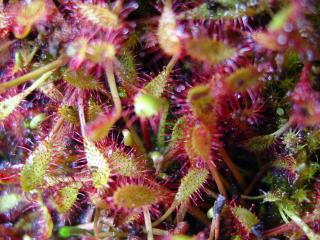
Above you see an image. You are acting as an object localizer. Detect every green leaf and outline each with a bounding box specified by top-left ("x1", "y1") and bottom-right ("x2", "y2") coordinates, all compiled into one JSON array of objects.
[
  {"x1": 231, "y1": 206, "x2": 259, "y2": 233},
  {"x1": 225, "y1": 67, "x2": 261, "y2": 91},
  {"x1": 187, "y1": 84, "x2": 215, "y2": 126},
  {"x1": 157, "y1": 99, "x2": 169, "y2": 148},
  {"x1": 243, "y1": 134, "x2": 275, "y2": 153},
  {"x1": 186, "y1": 38, "x2": 235, "y2": 65},
  {"x1": 171, "y1": 117, "x2": 187, "y2": 144},
  {"x1": 109, "y1": 149, "x2": 141, "y2": 177},
  {"x1": 119, "y1": 48, "x2": 137, "y2": 89},
  {"x1": 20, "y1": 140, "x2": 53, "y2": 191},
  {"x1": 29, "y1": 113, "x2": 46, "y2": 129},
  {"x1": 268, "y1": 5, "x2": 293, "y2": 31},
  {"x1": 143, "y1": 57, "x2": 176, "y2": 98},
  {"x1": 87, "y1": 99, "x2": 103, "y2": 122},
  {"x1": 63, "y1": 68, "x2": 103, "y2": 90},
  {"x1": 175, "y1": 168, "x2": 208, "y2": 202},
  {"x1": 158, "y1": 1, "x2": 181, "y2": 56},
  {"x1": 191, "y1": 124, "x2": 211, "y2": 161},
  {"x1": 113, "y1": 184, "x2": 159, "y2": 209},
  {"x1": 58, "y1": 105, "x2": 80, "y2": 126},
  {"x1": 84, "y1": 138, "x2": 111, "y2": 188},
  {"x1": 53, "y1": 182, "x2": 82, "y2": 213}
]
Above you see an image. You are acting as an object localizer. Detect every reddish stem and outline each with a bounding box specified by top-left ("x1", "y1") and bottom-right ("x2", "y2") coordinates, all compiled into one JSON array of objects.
[
  {"x1": 140, "y1": 117, "x2": 152, "y2": 150},
  {"x1": 243, "y1": 162, "x2": 271, "y2": 196},
  {"x1": 299, "y1": 62, "x2": 312, "y2": 83},
  {"x1": 263, "y1": 214, "x2": 318, "y2": 238},
  {"x1": 187, "y1": 205, "x2": 211, "y2": 227},
  {"x1": 219, "y1": 147, "x2": 246, "y2": 188},
  {"x1": 209, "y1": 215, "x2": 221, "y2": 240}
]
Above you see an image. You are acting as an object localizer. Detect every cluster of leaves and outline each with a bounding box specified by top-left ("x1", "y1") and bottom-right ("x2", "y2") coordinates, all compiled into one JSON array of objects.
[{"x1": 0, "y1": 0, "x2": 319, "y2": 239}]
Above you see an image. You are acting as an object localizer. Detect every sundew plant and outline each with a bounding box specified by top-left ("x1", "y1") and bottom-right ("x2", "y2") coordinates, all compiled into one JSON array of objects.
[{"x1": 0, "y1": 0, "x2": 319, "y2": 239}]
